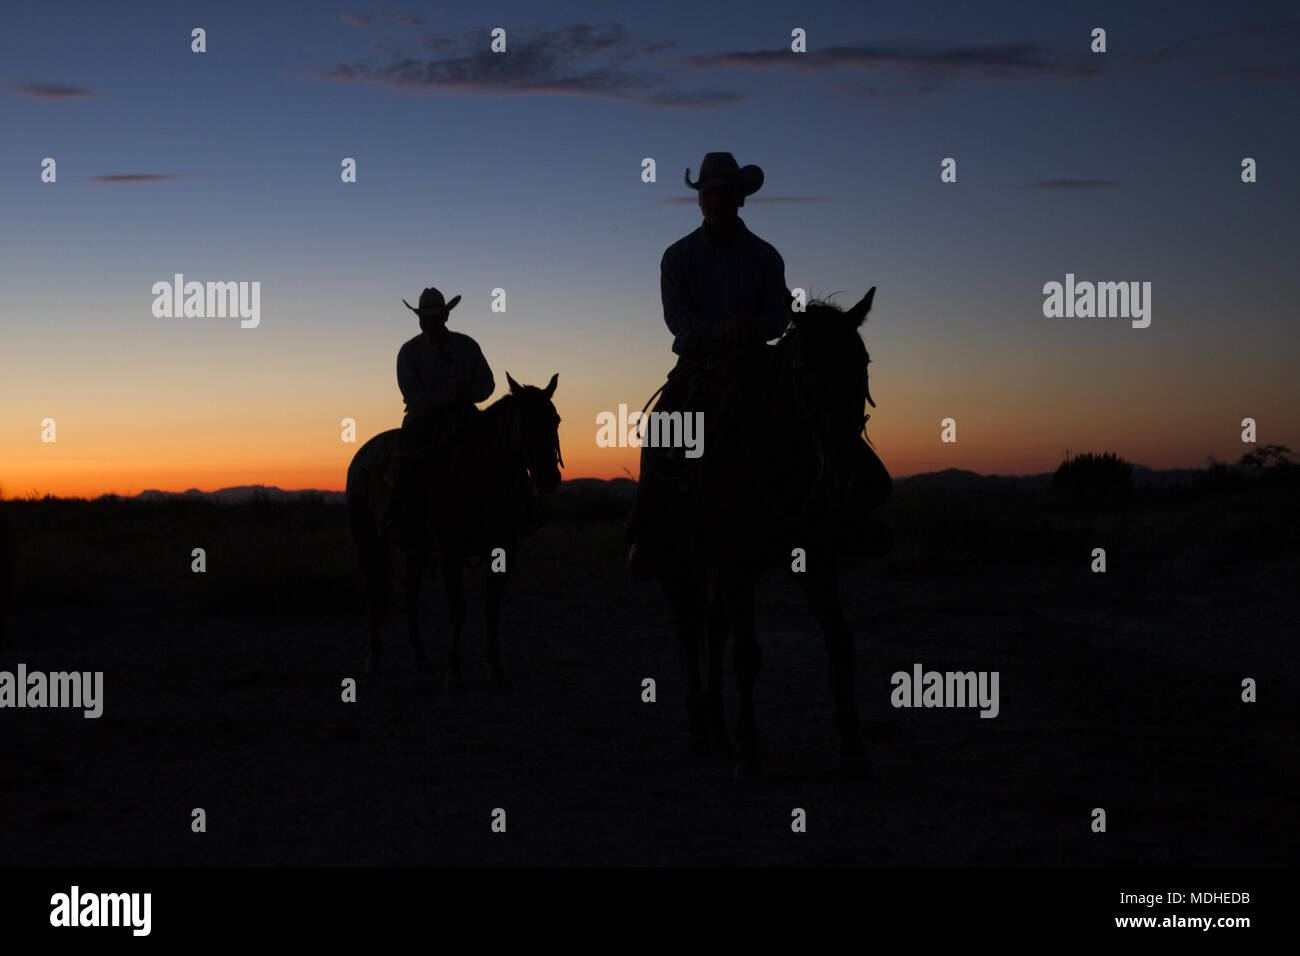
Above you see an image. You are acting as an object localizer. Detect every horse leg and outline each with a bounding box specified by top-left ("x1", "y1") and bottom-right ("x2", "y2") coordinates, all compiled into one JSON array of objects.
[
  {"x1": 484, "y1": 544, "x2": 512, "y2": 684},
  {"x1": 725, "y1": 568, "x2": 762, "y2": 772},
  {"x1": 404, "y1": 545, "x2": 434, "y2": 672},
  {"x1": 441, "y1": 557, "x2": 467, "y2": 688},
  {"x1": 705, "y1": 586, "x2": 728, "y2": 733},
  {"x1": 361, "y1": 538, "x2": 390, "y2": 675},
  {"x1": 795, "y1": 552, "x2": 866, "y2": 771},
  {"x1": 661, "y1": 565, "x2": 710, "y2": 744}
]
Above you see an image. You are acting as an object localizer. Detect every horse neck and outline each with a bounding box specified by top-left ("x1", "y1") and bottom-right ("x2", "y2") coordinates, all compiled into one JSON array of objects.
[
  {"x1": 697, "y1": 344, "x2": 803, "y2": 481},
  {"x1": 752, "y1": 339, "x2": 801, "y2": 435},
  {"x1": 747, "y1": 337, "x2": 828, "y2": 485},
  {"x1": 479, "y1": 396, "x2": 526, "y2": 477}
]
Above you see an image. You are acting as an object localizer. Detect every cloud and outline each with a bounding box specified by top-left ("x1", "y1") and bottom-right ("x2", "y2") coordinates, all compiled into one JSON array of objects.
[
  {"x1": 1028, "y1": 180, "x2": 1119, "y2": 189},
  {"x1": 88, "y1": 174, "x2": 188, "y2": 183},
  {"x1": 683, "y1": 42, "x2": 1098, "y2": 77},
  {"x1": 1206, "y1": 65, "x2": 1300, "y2": 83},
  {"x1": 9, "y1": 82, "x2": 99, "y2": 100},
  {"x1": 645, "y1": 88, "x2": 746, "y2": 108},
  {"x1": 340, "y1": 13, "x2": 375, "y2": 29},
  {"x1": 319, "y1": 23, "x2": 741, "y2": 108},
  {"x1": 1134, "y1": 20, "x2": 1300, "y2": 82},
  {"x1": 678, "y1": 41, "x2": 1099, "y2": 100},
  {"x1": 658, "y1": 196, "x2": 828, "y2": 204},
  {"x1": 396, "y1": 15, "x2": 427, "y2": 28}
]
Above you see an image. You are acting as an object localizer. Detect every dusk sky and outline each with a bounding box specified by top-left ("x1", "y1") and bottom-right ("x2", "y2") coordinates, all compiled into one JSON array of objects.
[{"x1": 2, "y1": 0, "x2": 1297, "y2": 498}]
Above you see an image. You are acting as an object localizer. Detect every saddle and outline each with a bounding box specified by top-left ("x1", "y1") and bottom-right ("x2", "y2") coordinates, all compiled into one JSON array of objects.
[
  {"x1": 644, "y1": 347, "x2": 760, "y2": 488},
  {"x1": 644, "y1": 343, "x2": 894, "y2": 558}
]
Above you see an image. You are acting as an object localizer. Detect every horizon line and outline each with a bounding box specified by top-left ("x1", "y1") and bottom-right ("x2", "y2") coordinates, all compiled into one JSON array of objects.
[{"x1": 0, "y1": 461, "x2": 1242, "y2": 501}]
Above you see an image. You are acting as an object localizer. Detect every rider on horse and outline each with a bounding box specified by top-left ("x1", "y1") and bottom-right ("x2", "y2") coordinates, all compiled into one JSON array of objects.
[
  {"x1": 625, "y1": 153, "x2": 789, "y2": 577},
  {"x1": 625, "y1": 153, "x2": 892, "y2": 577},
  {"x1": 389, "y1": 287, "x2": 495, "y2": 548}
]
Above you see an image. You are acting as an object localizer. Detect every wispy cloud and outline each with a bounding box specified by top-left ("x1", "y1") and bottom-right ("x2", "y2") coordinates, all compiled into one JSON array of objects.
[
  {"x1": 645, "y1": 88, "x2": 745, "y2": 108},
  {"x1": 340, "y1": 13, "x2": 375, "y2": 29},
  {"x1": 681, "y1": 41, "x2": 1100, "y2": 92},
  {"x1": 1028, "y1": 180, "x2": 1119, "y2": 189},
  {"x1": 9, "y1": 82, "x2": 99, "y2": 100},
  {"x1": 1135, "y1": 19, "x2": 1300, "y2": 83},
  {"x1": 319, "y1": 25, "x2": 1099, "y2": 108},
  {"x1": 88, "y1": 174, "x2": 188, "y2": 184},
  {"x1": 319, "y1": 23, "x2": 741, "y2": 108},
  {"x1": 1207, "y1": 65, "x2": 1300, "y2": 83},
  {"x1": 658, "y1": 195, "x2": 828, "y2": 204},
  {"x1": 674, "y1": 40, "x2": 1100, "y2": 104}
]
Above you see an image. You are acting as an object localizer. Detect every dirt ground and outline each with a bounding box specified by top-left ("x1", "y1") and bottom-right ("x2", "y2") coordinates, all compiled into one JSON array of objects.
[{"x1": 1, "y1": 487, "x2": 1295, "y2": 865}]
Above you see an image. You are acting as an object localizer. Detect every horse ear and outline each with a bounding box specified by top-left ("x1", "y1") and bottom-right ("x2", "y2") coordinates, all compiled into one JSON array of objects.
[
  {"x1": 543, "y1": 373, "x2": 558, "y2": 399},
  {"x1": 506, "y1": 372, "x2": 522, "y2": 394},
  {"x1": 847, "y1": 287, "x2": 876, "y2": 328}
]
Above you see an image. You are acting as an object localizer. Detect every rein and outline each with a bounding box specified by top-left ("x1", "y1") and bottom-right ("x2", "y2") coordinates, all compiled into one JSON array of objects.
[
  {"x1": 635, "y1": 332, "x2": 873, "y2": 512},
  {"x1": 498, "y1": 395, "x2": 563, "y2": 482},
  {"x1": 783, "y1": 332, "x2": 874, "y2": 509}
]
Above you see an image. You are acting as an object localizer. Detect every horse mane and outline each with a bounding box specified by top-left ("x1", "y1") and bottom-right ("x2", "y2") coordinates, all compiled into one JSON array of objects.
[
  {"x1": 482, "y1": 390, "x2": 518, "y2": 420},
  {"x1": 807, "y1": 293, "x2": 848, "y2": 311},
  {"x1": 776, "y1": 293, "x2": 864, "y2": 347}
]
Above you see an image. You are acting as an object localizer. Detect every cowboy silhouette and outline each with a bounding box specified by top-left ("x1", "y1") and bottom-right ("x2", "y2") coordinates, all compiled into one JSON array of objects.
[
  {"x1": 389, "y1": 287, "x2": 495, "y2": 546},
  {"x1": 626, "y1": 152, "x2": 789, "y2": 576}
]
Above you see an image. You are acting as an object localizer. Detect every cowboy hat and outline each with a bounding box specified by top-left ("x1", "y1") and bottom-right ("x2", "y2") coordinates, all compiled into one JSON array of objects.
[
  {"x1": 402, "y1": 287, "x2": 462, "y2": 319},
  {"x1": 684, "y1": 152, "x2": 764, "y2": 197}
]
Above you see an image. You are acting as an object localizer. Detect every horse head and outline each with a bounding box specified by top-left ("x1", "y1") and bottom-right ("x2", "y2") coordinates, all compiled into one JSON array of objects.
[
  {"x1": 784, "y1": 287, "x2": 878, "y2": 494},
  {"x1": 505, "y1": 372, "x2": 563, "y2": 493}
]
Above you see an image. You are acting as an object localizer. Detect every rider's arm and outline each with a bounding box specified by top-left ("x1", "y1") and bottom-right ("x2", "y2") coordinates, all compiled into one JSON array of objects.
[
  {"x1": 661, "y1": 246, "x2": 724, "y2": 353},
  {"x1": 462, "y1": 341, "x2": 496, "y2": 404},
  {"x1": 753, "y1": 246, "x2": 790, "y2": 342}
]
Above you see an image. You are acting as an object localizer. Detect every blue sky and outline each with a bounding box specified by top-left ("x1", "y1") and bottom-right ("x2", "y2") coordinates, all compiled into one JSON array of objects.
[{"x1": 2, "y1": 0, "x2": 1297, "y2": 494}]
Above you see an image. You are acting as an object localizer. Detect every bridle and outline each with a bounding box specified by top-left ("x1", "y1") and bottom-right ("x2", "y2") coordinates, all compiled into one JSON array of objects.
[
  {"x1": 784, "y1": 328, "x2": 874, "y2": 508},
  {"x1": 505, "y1": 396, "x2": 563, "y2": 485}
]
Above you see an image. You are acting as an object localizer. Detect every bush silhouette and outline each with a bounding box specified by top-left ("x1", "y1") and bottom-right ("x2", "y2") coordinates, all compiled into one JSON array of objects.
[
  {"x1": 1050, "y1": 450, "x2": 1133, "y2": 505},
  {"x1": 1237, "y1": 443, "x2": 1298, "y2": 490}
]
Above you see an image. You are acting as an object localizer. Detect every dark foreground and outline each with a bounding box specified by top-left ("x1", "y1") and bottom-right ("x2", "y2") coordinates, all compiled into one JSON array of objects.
[{"x1": 1, "y1": 477, "x2": 1295, "y2": 865}]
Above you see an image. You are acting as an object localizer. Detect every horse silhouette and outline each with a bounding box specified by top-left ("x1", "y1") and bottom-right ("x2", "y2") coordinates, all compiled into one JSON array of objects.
[
  {"x1": 654, "y1": 288, "x2": 886, "y2": 775},
  {"x1": 346, "y1": 373, "x2": 562, "y2": 684}
]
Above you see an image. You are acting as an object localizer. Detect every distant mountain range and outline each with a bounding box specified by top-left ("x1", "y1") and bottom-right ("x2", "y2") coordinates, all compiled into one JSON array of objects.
[
  {"x1": 894, "y1": 465, "x2": 1212, "y2": 491},
  {"x1": 115, "y1": 466, "x2": 1225, "y2": 503},
  {"x1": 132, "y1": 486, "x2": 348, "y2": 504}
]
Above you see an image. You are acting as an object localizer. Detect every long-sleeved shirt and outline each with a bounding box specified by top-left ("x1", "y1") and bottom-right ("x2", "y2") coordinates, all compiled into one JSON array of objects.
[
  {"x1": 660, "y1": 217, "x2": 789, "y2": 355},
  {"x1": 396, "y1": 330, "x2": 495, "y2": 413}
]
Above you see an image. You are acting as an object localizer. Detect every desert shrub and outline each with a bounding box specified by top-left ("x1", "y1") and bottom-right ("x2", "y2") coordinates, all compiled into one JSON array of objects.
[{"x1": 1050, "y1": 451, "x2": 1133, "y2": 507}]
